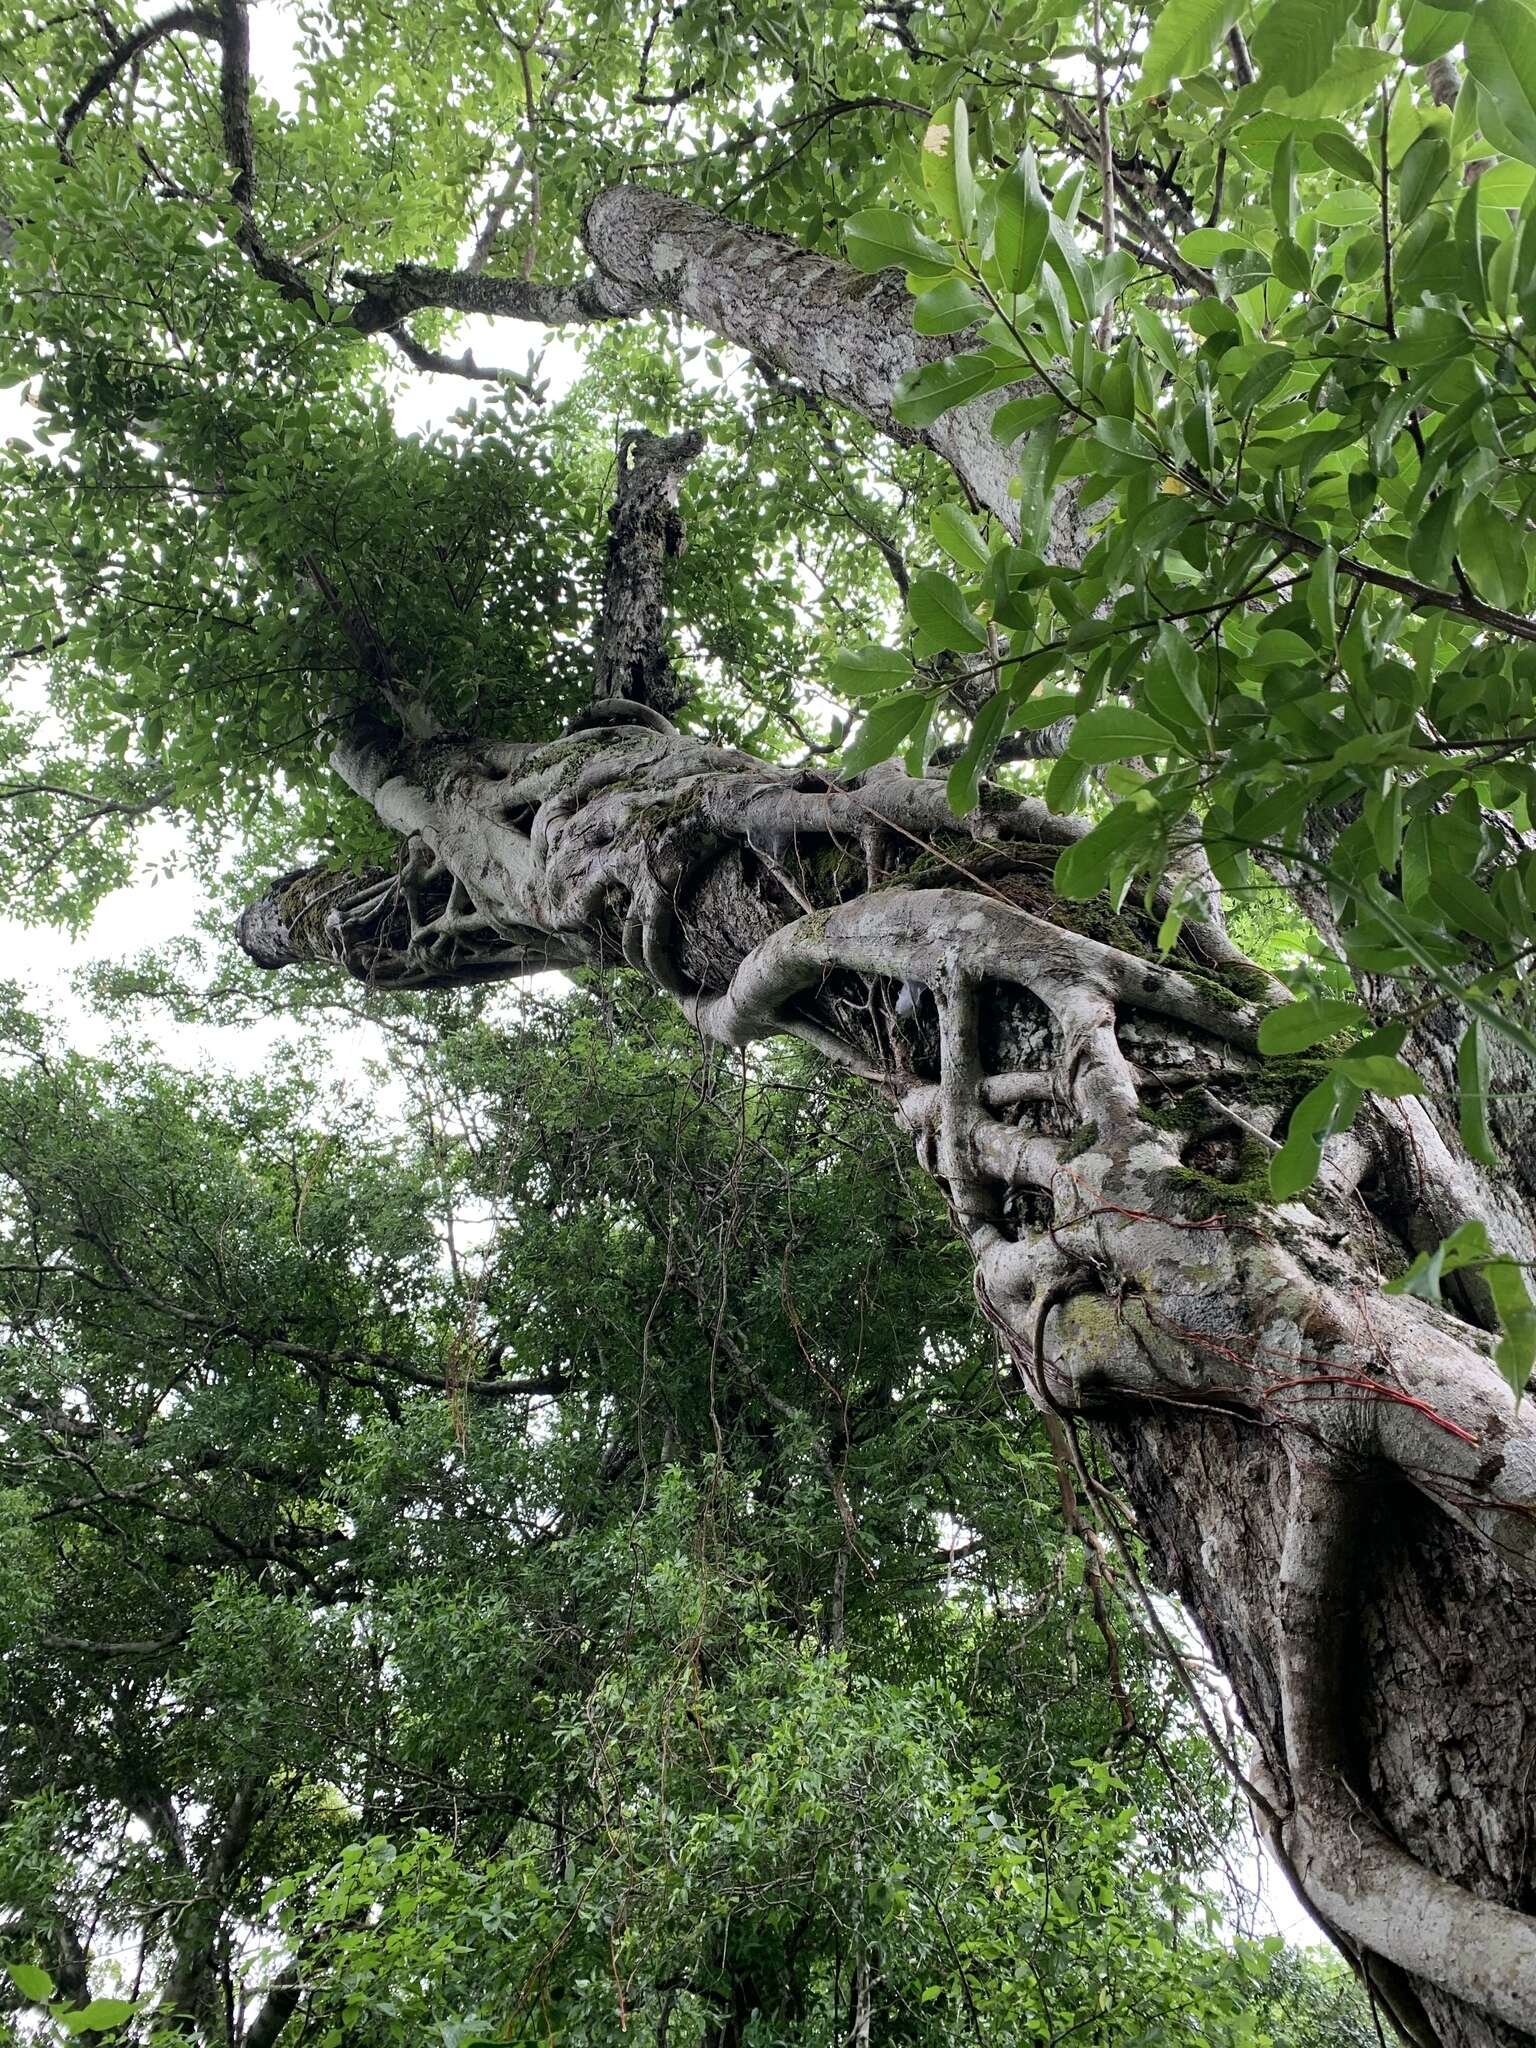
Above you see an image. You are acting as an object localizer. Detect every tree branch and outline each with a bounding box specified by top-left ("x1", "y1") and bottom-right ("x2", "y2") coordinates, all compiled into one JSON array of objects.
[
  {"x1": 591, "y1": 427, "x2": 704, "y2": 715},
  {"x1": 57, "y1": 5, "x2": 221, "y2": 154}
]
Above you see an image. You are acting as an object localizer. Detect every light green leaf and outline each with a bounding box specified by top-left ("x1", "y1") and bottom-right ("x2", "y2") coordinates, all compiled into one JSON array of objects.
[
  {"x1": 1459, "y1": 1018, "x2": 1498, "y2": 1166},
  {"x1": 1311, "y1": 129, "x2": 1379, "y2": 184},
  {"x1": 1054, "y1": 795, "x2": 1159, "y2": 899},
  {"x1": 1270, "y1": 1076, "x2": 1361, "y2": 1199},
  {"x1": 1399, "y1": 130, "x2": 1451, "y2": 224},
  {"x1": 844, "y1": 209, "x2": 954, "y2": 278},
  {"x1": 912, "y1": 277, "x2": 989, "y2": 335},
  {"x1": 1465, "y1": 0, "x2": 1536, "y2": 168},
  {"x1": 63, "y1": 1999, "x2": 138, "y2": 2034},
  {"x1": 1406, "y1": 488, "x2": 1461, "y2": 587},
  {"x1": 1249, "y1": 0, "x2": 1354, "y2": 98},
  {"x1": 1257, "y1": 997, "x2": 1370, "y2": 1052},
  {"x1": 7, "y1": 1964, "x2": 56, "y2": 2004},
  {"x1": 892, "y1": 355, "x2": 1002, "y2": 429},
  {"x1": 827, "y1": 646, "x2": 914, "y2": 696},
  {"x1": 922, "y1": 100, "x2": 976, "y2": 239},
  {"x1": 1334, "y1": 1052, "x2": 1423, "y2": 1097},
  {"x1": 994, "y1": 149, "x2": 1051, "y2": 293},
  {"x1": 931, "y1": 503, "x2": 990, "y2": 575},
  {"x1": 990, "y1": 394, "x2": 1062, "y2": 445},
  {"x1": 947, "y1": 690, "x2": 1010, "y2": 816},
  {"x1": 1402, "y1": 0, "x2": 1465, "y2": 63},
  {"x1": 842, "y1": 693, "x2": 930, "y2": 774},
  {"x1": 1266, "y1": 46, "x2": 1396, "y2": 115},
  {"x1": 1140, "y1": 0, "x2": 1241, "y2": 96},
  {"x1": 1388, "y1": 1220, "x2": 1495, "y2": 1302}
]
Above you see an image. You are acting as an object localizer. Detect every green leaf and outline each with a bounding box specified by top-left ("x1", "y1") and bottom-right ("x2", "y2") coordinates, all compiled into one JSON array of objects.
[
  {"x1": 1271, "y1": 132, "x2": 1298, "y2": 238},
  {"x1": 1489, "y1": 1264, "x2": 1536, "y2": 1397},
  {"x1": 993, "y1": 149, "x2": 1051, "y2": 294},
  {"x1": 912, "y1": 278, "x2": 989, "y2": 335},
  {"x1": 892, "y1": 355, "x2": 1002, "y2": 429},
  {"x1": 827, "y1": 646, "x2": 914, "y2": 696},
  {"x1": 1067, "y1": 706, "x2": 1177, "y2": 762},
  {"x1": 922, "y1": 100, "x2": 976, "y2": 240},
  {"x1": 1054, "y1": 795, "x2": 1159, "y2": 900},
  {"x1": 1465, "y1": 0, "x2": 1536, "y2": 168},
  {"x1": 1458, "y1": 1018, "x2": 1498, "y2": 1166},
  {"x1": 1140, "y1": 0, "x2": 1240, "y2": 96},
  {"x1": 931, "y1": 503, "x2": 990, "y2": 575},
  {"x1": 1399, "y1": 130, "x2": 1451, "y2": 225},
  {"x1": 842, "y1": 693, "x2": 930, "y2": 774},
  {"x1": 1402, "y1": 0, "x2": 1465, "y2": 63},
  {"x1": 7, "y1": 1964, "x2": 56, "y2": 2004},
  {"x1": 64, "y1": 1999, "x2": 138, "y2": 2034},
  {"x1": 1264, "y1": 45, "x2": 1396, "y2": 114},
  {"x1": 1153, "y1": 622, "x2": 1207, "y2": 724},
  {"x1": 1387, "y1": 1218, "x2": 1493, "y2": 1301},
  {"x1": 1311, "y1": 129, "x2": 1380, "y2": 184},
  {"x1": 1428, "y1": 866, "x2": 1508, "y2": 943},
  {"x1": 947, "y1": 690, "x2": 1010, "y2": 816},
  {"x1": 1257, "y1": 997, "x2": 1370, "y2": 1052},
  {"x1": 844, "y1": 209, "x2": 954, "y2": 278},
  {"x1": 1270, "y1": 1076, "x2": 1360, "y2": 1199},
  {"x1": 1406, "y1": 488, "x2": 1461, "y2": 588},
  {"x1": 1131, "y1": 306, "x2": 1182, "y2": 372},
  {"x1": 1334, "y1": 1052, "x2": 1422, "y2": 1097},
  {"x1": 1045, "y1": 752, "x2": 1091, "y2": 815},
  {"x1": 1230, "y1": 348, "x2": 1293, "y2": 417},
  {"x1": 1044, "y1": 216, "x2": 1094, "y2": 323},
  {"x1": 908, "y1": 567, "x2": 987, "y2": 652},
  {"x1": 1089, "y1": 416, "x2": 1161, "y2": 473},
  {"x1": 1249, "y1": 0, "x2": 1354, "y2": 98},
  {"x1": 1307, "y1": 544, "x2": 1338, "y2": 651},
  {"x1": 990, "y1": 394, "x2": 1062, "y2": 445},
  {"x1": 1014, "y1": 417, "x2": 1062, "y2": 552}
]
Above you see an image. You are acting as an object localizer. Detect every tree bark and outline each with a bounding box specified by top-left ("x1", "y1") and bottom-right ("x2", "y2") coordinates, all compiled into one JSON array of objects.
[
  {"x1": 240, "y1": 715, "x2": 1536, "y2": 2047},
  {"x1": 352, "y1": 183, "x2": 1091, "y2": 558}
]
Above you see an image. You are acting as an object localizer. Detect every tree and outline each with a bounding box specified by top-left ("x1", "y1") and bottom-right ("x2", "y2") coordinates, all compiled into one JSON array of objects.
[
  {"x1": 0, "y1": 977, "x2": 1355, "y2": 2042},
  {"x1": 4, "y1": 0, "x2": 1536, "y2": 2040}
]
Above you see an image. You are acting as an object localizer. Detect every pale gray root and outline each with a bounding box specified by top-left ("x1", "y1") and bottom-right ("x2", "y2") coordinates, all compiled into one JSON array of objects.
[
  {"x1": 254, "y1": 723, "x2": 1536, "y2": 1578},
  {"x1": 1276, "y1": 1456, "x2": 1536, "y2": 2032}
]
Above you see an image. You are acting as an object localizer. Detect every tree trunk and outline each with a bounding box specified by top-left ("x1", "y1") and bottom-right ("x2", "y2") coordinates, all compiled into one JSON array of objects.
[{"x1": 240, "y1": 716, "x2": 1536, "y2": 2047}]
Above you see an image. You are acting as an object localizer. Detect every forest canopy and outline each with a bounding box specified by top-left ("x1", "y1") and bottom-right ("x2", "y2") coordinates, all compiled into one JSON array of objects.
[{"x1": 4, "y1": 0, "x2": 1536, "y2": 2042}]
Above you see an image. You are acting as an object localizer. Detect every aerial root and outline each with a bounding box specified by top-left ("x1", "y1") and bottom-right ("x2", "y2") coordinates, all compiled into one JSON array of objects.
[
  {"x1": 932, "y1": 955, "x2": 1002, "y2": 1224},
  {"x1": 1276, "y1": 1454, "x2": 1536, "y2": 2031}
]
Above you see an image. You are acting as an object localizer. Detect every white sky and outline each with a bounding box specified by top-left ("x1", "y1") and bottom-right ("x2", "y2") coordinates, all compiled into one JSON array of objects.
[{"x1": 0, "y1": 0, "x2": 1325, "y2": 1958}]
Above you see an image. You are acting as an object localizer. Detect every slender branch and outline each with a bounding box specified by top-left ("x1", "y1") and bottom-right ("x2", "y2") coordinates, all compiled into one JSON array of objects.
[{"x1": 57, "y1": 5, "x2": 220, "y2": 153}]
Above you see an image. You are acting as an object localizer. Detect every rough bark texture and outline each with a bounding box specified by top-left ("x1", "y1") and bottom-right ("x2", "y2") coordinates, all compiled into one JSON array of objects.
[{"x1": 591, "y1": 427, "x2": 704, "y2": 715}]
